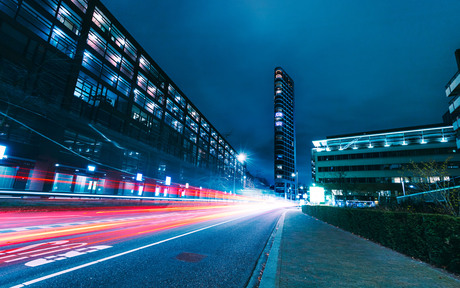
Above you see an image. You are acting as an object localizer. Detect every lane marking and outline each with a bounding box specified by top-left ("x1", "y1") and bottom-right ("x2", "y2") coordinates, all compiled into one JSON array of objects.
[
  {"x1": 9, "y1": 211, "x2": 263, "y2": 288},
  {"x1": 0, "y1": 242, "x2": 88, "y2": 264},
  {"x1": 25, "y1": 246, "x2": 112, "y2": 267}
]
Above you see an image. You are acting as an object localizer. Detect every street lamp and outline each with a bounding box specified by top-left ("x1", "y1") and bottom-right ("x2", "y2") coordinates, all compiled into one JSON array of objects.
[
  {"x1": 233, "y1": 153, "x2": 246, "y2": 194},
  {"x1": 291, "y1": 171, "x2": 298, "y2": 200}
]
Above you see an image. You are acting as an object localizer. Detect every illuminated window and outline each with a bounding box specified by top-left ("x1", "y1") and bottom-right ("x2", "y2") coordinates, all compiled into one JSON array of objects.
[
  {"x1": 140, "y1": 55, "x2": 165, "y2": 84},
  {"x1": 87, "y1": 28, "x2": 106, "y2": 55},
  {"x1": 166, "y1": 99, "x2": 184, "y2": 121},
  {"x1": 50, "y1": 27, "x2": 77, "y2": 58},
  {"x1": 57, "y1": 3, "x2": 82, "y2": 36},
  {"x1": 120, "y1": 58, "x2": 134, "y2": 79},
  {"x1": 187, "y1": 104, "x2": 200, "y2": 122},
  {"x1": 168, "y1": 85, "x2": 187, "y2": 108},
  {"x1": 211, "y1": 129, "x2": 218, "y2": 140},
  {"x1": 105, "y1": 44, "x2": 122, "y2": 67},
  {"x1": 137, "y1": 73, "x2": 148, "y2": 90},
  {"x1": 123, "y1": 38, "x2": 137, "y2": 61},
  {"x1": 92, "y1": 7, "x2": 110, "y2": 33},
  {"x1": 275, "y1": 121, "x2": 283, "y2": 126},
  {"x1": 201, "y1": 119, "x2": 210, "y2": 132},
  {"x1": 186, "y1": 116, "x2": 199, "y2": 133},
  {"x1": 183, "y1": 128, "x2": 197, "y2": 144},
  {"x1": 133, "y1": 89, "x2": 162, "y2": 119},
  {"x1": 111, "y1": 25, "x2": 126, "y2": 49},
  {"x1": 71, "y1": 0, "x2": 88, "y2": 13},
  {"x1": 164, "y1": 112, "x2": 183, "y2": 133}
]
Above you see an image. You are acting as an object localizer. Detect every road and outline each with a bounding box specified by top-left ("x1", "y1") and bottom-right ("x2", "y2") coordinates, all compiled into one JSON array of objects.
[{"x1": 0, "y1": 202, "x2": 285, "y2": 288}]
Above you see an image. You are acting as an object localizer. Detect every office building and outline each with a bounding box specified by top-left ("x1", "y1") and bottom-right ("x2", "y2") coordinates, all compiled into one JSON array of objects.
[
  {"x1": 274, "y1": 67, "x2": 297, "y2": 199},
  {"x1": 446, "y1": 49, "x2": 460, "y2": 148},
  {"x1": 0, "y1": 0, "x2": 245, "y2": 196},
  {"x1": 312, "y1": 124, "x2": 460, "y2": 199}
]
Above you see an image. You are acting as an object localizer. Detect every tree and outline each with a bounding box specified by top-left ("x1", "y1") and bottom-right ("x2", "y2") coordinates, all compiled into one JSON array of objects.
[{"x1": 402, "y1": 159, "x2": 459, "y2": 216}]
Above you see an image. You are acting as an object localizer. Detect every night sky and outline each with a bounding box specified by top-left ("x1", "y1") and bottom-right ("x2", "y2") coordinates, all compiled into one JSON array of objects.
[{"x1": 103, "y1": 0, "x2": 460, "y2": 186}]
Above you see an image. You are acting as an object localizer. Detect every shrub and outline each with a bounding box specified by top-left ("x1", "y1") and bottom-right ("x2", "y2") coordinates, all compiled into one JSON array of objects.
[{"x1": 302, "y1": 205, "x2": 460, "y2": 274}]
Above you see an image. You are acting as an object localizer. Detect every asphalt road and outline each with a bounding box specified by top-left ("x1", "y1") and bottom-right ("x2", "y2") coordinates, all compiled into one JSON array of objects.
[{"x1": 0, "y1": 203, "x2": 284, "y2": 288}]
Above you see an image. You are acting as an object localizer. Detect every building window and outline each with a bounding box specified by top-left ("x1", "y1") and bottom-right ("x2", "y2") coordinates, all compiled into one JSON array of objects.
[
  {"x1": 201, "y1": 119, "x2": 210, "y2": 132},
  {"x1": 168, "y1": 85, "x2": 187, "y2": 108},
  {"x1": 34, "y1": 0, "x2": 59, "y2": 17},
  {"x1": 50, "y1": 27, "x2": 77, "y2": 58},
  {"x1": 133, "y1": 89, "x2": 162, "y2": 119},
  {"x1": 92, "y1": 7, "x2": 111, "y2": 33},
  {"x1": 184, "y1": 128, "x2": 197, "y2": 144},
  {"x1": 87, "y1": 28, "x2": 106, "y2": 56},
  {"x1": 186, "y1": 116, "x2": 199, "y2": 133},
  {"x1": 57, "y1": 3, "x2": 82, "y2": 36},
  {"x1": 164, "y1": 112, "x2": 183, "y2": 133},
  {"x1": 70, "y1": 0, "x2": 88, "y2": 13},
  {"x1": 123, "y1": 38, "x2": 137, "y2": 61},
  {"x1": 139, "y1": 55, "x2": 165, "y2": 85},
  {"x1": 187, "y1": 104, "x2": 200, "y2": 122},
  {"x1": 74, "y1": 71, "x2": 98, "y2": 105},
  {"x1": 17, "y1": 2, "x2": 52, "y2": 41},
  {"x1": 166, "y1": 98, "x2": 184, "y2": 121}
]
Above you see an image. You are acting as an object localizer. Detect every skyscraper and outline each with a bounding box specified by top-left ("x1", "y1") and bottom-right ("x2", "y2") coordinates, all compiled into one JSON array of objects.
[{"x1": 274, "y1": 67, "x2": 297, "y2": 199}]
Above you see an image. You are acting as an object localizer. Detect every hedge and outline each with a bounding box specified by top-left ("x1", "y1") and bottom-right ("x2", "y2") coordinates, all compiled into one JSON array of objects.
[{"x1": 302, "y1": 205, "x2": 460, "y2": 275}]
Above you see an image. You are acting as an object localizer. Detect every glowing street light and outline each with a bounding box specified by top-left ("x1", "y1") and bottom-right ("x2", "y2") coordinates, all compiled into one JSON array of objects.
[
  {"x1": 237, "y1": 153, "x2": 247, "y2": 163},
  {"x1": 233, "y1": 153, "x2": 247, "y2": 194},
  {"x1": 291, "y1": 171, "x2": 298, "y2": 200},
  {"x1": 0, "y1": 145, "x2": 6, "y2": 159}
]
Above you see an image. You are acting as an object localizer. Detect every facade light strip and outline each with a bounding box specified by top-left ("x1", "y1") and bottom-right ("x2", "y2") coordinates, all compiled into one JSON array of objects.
[{"x1": 320, "y1": 126, "x2": 453, "y2": 143}]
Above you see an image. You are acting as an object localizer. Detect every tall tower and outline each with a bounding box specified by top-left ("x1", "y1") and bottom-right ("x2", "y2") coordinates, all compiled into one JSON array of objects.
[{"x1": 274, "y1": 67, "x2": 297, "y2": 199}]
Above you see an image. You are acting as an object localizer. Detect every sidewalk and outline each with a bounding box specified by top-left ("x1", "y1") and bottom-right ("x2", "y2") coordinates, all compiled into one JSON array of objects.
[{"x1": 260, "y1": 209, "x2": 460, "y2": 288}]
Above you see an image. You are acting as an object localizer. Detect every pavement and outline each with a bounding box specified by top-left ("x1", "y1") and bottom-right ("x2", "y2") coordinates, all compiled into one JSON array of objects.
[{"x1": 259, "y1": 208, "x2": 460, "y2": 288}]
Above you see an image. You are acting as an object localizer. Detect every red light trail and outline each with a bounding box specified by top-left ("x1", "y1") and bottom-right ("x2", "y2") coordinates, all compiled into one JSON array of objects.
[{"x1": 0, "y1": 201, "x2": 288, "y2": 267}]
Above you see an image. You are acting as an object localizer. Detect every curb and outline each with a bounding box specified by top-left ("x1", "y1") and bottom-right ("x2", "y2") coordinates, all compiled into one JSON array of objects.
[{"x1": 258, "y1": 210, "x2": 286, "y2": 288}]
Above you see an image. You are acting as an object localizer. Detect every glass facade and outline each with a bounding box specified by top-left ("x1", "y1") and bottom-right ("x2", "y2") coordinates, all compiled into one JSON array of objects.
[
  {"x1": 0, "y1": 0, "x2": 244, "y2": 195},
  {"x1": 274, "y1": 67, "x2": 296, "y2": 198}
]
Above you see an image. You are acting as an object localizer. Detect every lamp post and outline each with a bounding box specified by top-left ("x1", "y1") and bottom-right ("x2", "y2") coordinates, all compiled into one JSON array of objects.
[
  {"x1": 233, "y1": 153, "x2": 246, "y2": 195},
  {"x1": 291, "y1": 171, "x2": 298, "y2": 200}
]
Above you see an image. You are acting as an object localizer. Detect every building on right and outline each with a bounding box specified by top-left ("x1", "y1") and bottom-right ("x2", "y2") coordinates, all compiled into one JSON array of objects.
[
  {"x1": 446, "y1": 49, "x2": 460, "y2": 148},
  {"x1": 274, "y1": 67, "x2": 297, "y2": 199},
  {"x1": 311, "y1": 124, "x2": 460, "y2": 202}
]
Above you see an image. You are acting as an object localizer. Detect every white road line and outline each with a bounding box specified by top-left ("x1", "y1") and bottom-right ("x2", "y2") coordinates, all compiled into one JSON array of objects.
[
  {"x1": 5, "y1": 256, "x2": 28, "y2": 263},
  {"x1": 9, "y1": 212, "x2": 256, "y2": 288}
]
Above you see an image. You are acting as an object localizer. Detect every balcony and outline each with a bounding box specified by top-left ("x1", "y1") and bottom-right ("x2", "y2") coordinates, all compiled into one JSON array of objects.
[{"x1": 445, "y1": 71, "x2": 460, "y2": 97}]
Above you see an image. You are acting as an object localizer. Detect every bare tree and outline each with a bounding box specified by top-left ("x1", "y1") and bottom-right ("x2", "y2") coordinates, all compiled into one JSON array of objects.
[{"x1": 403, "y1": 159, "x2": 459, "y2": 216}]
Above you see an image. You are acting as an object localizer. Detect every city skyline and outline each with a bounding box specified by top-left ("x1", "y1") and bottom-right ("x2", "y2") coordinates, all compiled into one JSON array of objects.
[{"x1": 103, "y1": 0, "x2": 460, "y2": 185}]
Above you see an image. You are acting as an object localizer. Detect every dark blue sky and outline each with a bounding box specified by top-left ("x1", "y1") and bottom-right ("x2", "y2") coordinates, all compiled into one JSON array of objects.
[{"x1": 103, "y1": 0, "x2": 460, "y2": 185}]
